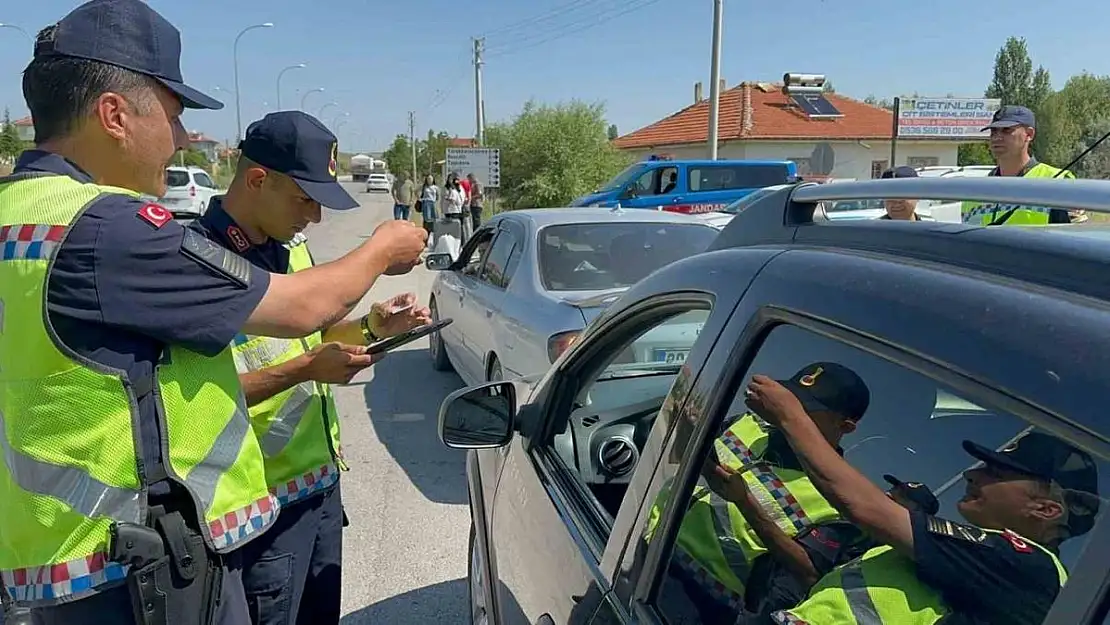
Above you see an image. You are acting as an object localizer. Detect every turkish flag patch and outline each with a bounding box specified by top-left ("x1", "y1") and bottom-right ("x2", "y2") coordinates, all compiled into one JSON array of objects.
[
  {"x1": 137, "y1": 203, "x2": 172, "y2": 229},
  {"x1": 1001, "y1": 530, "x2": 1033, "y2": 553},
  {"x1": 226, "y1": 225, "x2": 250, "y2": 252}
]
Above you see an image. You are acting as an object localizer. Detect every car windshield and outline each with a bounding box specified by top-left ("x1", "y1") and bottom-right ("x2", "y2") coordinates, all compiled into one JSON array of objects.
[
  {"x1": 598, "y1": 163, "x2": 648, "y2": 193},
  {"x1": 165, "y1": 170, "x2": 190, "y2": 187},
  {"x1": 538, "y1": 222, "x2": 718, "y2": 291},
  {"x1": 720, "y1": 186, "x2": 779, "y2": 214}
]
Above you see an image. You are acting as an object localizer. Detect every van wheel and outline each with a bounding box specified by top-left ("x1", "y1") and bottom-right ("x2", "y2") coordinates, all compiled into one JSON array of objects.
[
  {"x1": 429, "y1": 299, "x2": 453, "y2": 372},
  {"x1": 487, "y1": 356, "x2": 503, "y2": 382}
]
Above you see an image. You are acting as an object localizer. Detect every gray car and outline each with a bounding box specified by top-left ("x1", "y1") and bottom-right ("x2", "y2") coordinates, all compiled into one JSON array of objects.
[{"x1": 424, "y1": 207, "x2": 720, "y2": 386}]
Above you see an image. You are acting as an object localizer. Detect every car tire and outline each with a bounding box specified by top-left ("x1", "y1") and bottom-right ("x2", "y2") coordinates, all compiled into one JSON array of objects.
[
  {"x1": 429, "y1": 299, "x2": 453, "y2": 372},
  {"x1": 468, "y1": 524, "x2": 490, "y2": 625},
  {"x1": 487, "y1": 356, "x2": 503, "y2": 382}
]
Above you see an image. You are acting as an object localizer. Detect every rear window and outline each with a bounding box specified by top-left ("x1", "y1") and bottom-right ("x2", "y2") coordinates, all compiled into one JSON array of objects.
[
  {"x1": 688, "y1": 164, "x2": 789, "y2": 192},
  {"x1": 538, "y1": 222, "x2": 718, "y2": 291},
  {"x1": 369, "y1": 175, "x2": 388, "y2": 181},
  {"x1": 166, "y1": 170, "x2": 190, "y2": 187}
]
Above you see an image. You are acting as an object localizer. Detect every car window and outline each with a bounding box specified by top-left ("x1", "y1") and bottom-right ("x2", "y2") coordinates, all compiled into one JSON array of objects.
[
  {"x1": 537, "y1": 223, "x2": 718, "y2": 291},
  {"x1": 193, "y1": 172, "x2": 215, "y2": 188},
  {"x1": 459, "y1": 228, "x2": 495, "y2": 277},
  {"x1": 688, "y1": 164, "x2": 789, "y2": 192},
  {"x1": 479, "y1": 226, "x2": 519, "y2": 289},
  {"x1": 165, "y1": 170, "x2": 190, "y2": 187},
  {"x1": 643, "y1": 323, "x2": 1109, "y2": 625}
]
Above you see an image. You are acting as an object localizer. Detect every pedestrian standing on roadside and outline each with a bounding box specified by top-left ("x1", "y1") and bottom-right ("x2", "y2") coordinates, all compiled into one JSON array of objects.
[
  {"x1": 467, "y1": 172, "x2": 484, "y2": 231},
  {"x1": 419, "y1": 173, "x2": 439, "y2": 242},
  {"x1": 443, "y1": 172, "x2": 469, "y2": 240},
  {"x1": 391, "y1": 171, "x2": 415, "y2": 220}
]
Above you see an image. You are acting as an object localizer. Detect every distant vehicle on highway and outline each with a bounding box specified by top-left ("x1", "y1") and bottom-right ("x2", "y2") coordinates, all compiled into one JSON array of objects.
[
  {"x1": 570, "y1": 155, "x2": 798, "y2": 214},
  {"x1": 423, "y1": 207, "x2": 719, "y2": 386},
  {"x1": 350, "y1": 153, "x2": 387, "y2": 182},
  {"x1": 365, "y1": 173, "x2": 391, "y2": 193},
  {"x1": 160, "y1": 166, "x2": 220, "y2": 218}
]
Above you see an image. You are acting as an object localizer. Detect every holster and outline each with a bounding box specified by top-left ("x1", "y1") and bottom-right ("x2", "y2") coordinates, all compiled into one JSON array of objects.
[{"x1": 110, "y1": 508, "x2": 223, "y2": 625}]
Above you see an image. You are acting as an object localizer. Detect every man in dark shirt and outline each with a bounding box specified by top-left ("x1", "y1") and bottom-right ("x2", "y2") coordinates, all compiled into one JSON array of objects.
[{"x1": 745, "y1": 375, "x2": 1100, "y2": 625}]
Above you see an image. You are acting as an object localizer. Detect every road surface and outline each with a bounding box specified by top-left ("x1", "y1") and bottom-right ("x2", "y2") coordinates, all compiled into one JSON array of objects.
[{"x1": 311, "y1": 182, "x2": 471, "y2": 623}]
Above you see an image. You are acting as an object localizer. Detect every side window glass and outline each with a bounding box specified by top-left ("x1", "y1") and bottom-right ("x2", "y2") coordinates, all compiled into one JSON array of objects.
[
  {"x1": 460, "y1": 230, "x2": 495, "y2": 277},
  {"x1": 688, "y1": 165, "x2": 789, "y2": 192},
  {"x1": 630, "y1": 168, "x2": 658, "y2": 197},
  {"x1": 479, "y1": 228, "x2": 516, "y2": 289},
  {"x1": 646, "y1": 323, "x2": 1108, "y2": 625},
  {"x1": 193, "y1": 172, "x2": 216, "y2": 188},
  {"x1": 543, "y1": 307, "x2": 712, "y2": 536}
]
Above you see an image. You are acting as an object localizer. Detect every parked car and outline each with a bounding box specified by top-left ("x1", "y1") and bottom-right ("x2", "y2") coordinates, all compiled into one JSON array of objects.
[
  {"x1": 570, "y1": 156, "x2": 798, "y2": 214},
  {"x1": 423, "y1": 207, "x2": 719, "y2": 386},
  {"x1": 437, "y1": 176, "x2": 1110, "y2": 625},
  {"x1": 158, "y1": 166, "x2": 220, "y2": 218},
  {"x1": 366, "y1": 173, "x2": 391, "y2": 193}
]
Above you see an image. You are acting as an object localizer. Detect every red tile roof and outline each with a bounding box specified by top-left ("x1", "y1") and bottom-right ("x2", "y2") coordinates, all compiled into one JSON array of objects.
[
  {"x1": 12, "y1": 116, "x2": 32, "y2": 126},
  {"x1": 448, "y1": 137, "x2": 476, "y2": 148},
  {"x1": 612, "y1": 82, "x2": 902, "y2": 149},
  {"x1": 188, "y1": 132, "x2": 219, "y2": 144}
]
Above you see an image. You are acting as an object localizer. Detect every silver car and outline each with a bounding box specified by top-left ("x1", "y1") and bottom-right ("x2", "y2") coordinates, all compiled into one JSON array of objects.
[{"x1": 424, "y1": 207, "x2": 720, "y2": 386}]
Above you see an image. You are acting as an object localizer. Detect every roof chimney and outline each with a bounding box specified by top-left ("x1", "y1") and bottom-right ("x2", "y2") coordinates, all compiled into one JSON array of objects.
[
  {"x1": 695, "y1": 81, "x2": 703, "y2": 103},
  {"x1": 719, "y1": 78, "x2": 726, "y2": 93}
]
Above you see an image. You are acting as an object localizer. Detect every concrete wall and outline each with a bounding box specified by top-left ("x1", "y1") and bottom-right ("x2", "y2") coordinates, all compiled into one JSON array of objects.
[{"x1": 621, "y1": 140, "x2": 965, "y2": 180}]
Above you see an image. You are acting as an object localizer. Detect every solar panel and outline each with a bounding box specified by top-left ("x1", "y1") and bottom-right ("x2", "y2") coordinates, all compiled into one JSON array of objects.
[{"x1": 791, "y1": 93, "x2": 843, "y2": 118}]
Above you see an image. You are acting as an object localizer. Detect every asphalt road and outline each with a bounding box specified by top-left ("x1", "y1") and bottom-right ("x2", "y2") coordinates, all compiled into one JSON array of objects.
[{"x1": 309, "y1": 182, "x2": 472, "y2": 623}]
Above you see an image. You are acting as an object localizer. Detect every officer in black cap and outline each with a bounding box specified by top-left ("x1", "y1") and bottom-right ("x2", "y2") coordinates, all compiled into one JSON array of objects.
[
  {"x1": 1, "y1": 1, "x2": 425, "y2": 624},
  {"x1": 749, "y1": 367, "x2": 1102, "y2": 625},
  {"x1": 191, "y1": 111, "x2": 432, "y2": 625}
]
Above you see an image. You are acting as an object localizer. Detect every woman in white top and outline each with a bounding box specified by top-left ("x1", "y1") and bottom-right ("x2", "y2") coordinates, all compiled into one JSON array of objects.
[{"x1": 443, "y1": 173, "x2": 472, "y2": 241}]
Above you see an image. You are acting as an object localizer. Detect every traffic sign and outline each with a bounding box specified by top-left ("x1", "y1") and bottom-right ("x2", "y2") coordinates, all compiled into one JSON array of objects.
[{"x1": 445, "y1": 147, "x2": 501, "y2": 188}]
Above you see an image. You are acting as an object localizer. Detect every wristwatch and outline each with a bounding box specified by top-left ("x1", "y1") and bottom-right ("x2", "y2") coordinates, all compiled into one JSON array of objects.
[{"x1": 359, "y1": 314, "x2": 379, "y2": 344}]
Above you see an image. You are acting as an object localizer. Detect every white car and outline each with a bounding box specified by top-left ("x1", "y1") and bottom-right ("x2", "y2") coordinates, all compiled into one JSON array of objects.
[
  {"x1": 160, "y1": 166, "x2": 221, "y2": 218},
  {"x1": 365, "y1": 174, "x2": 391, "y2": 193}
]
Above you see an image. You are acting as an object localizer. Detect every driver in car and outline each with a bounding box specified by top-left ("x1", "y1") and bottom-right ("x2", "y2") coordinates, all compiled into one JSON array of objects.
[{"x1": 645, "y1": 362, "x2": 872, "y2": 625}]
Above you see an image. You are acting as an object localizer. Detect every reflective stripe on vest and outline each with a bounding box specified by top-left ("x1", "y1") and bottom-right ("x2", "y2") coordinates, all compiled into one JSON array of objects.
[
  {"x1": 961, "y1": 163, "x2": 1074, "y2": 225},
  {"x1": 667, "y1": 414, "x2": 840, "y2": 609},
  {"x1": 230, "y1": 238, "x2": 342, "y2": 506},
  {"x1": 772, "y1": 532, "x2": 1067, "y2": 625},
  {"x1": 0, "y1": 174, "x2": 277, "y2": 606}
]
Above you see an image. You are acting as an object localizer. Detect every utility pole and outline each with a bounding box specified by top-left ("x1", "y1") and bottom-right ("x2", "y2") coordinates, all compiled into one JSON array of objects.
[
  {"x1": 707, "y1": 0, "x2": 724, "y2": 160},
  {"x1": 473, "y1": 37, "x2": 485, "y2": 145},
  {"x1": 408, "y1": 111, "x2": 417, "y2": 177}
]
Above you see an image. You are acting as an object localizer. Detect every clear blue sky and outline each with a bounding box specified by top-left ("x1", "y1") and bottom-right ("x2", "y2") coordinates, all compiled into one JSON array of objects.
[{"x1": 2, "y1": 0, "x2": 1110, "y2": 153}]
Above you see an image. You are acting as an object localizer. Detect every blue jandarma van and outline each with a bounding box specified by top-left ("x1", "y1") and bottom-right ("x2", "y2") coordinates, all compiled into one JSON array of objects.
[{"x1": 571, "y1": 155, "x2": 798, "y2": 213}]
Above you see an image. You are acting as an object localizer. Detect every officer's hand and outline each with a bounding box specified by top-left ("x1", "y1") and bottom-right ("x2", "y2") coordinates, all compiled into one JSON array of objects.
[
  {"x1": 370, "y1": 220, "x2": 427, "y2": 271},
  {"x1": 706, "y1": 462, "x2": 754, "y2": 506},
  {"x1": 302, "y1": 342, "x2": 381, "y2": 384},
  {"x1": 744, "y1": 375, "x2": 806, "y2": 425},
  {"x1": 368, "y1": 292, "x2": 432, "y2": 338}
]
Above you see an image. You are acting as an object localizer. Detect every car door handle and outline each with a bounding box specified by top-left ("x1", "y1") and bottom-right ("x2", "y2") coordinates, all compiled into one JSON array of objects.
[{"x1": 671, "y1": 196, "x2": 684, "y2": 202}]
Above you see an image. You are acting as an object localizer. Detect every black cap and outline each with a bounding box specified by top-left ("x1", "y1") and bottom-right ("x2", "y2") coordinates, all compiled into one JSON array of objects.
[
  {"x1": 777, "y1": 362, "x2": 870, "y2": 422},
  {"x1": 982, "y1": 105, "x2": 1036, "y2": 131},
  {"x1": 33, "y1": 0, "x2": 221, "y2": 110},
  {"x1": 881, "y1": 166, "x2": 918, "y2": 179},
  {"x1": 963, "y1": 433, "x2": 1100, "y2": 536},
  {"x1": 884, "y1": 474, "x2": 940, "y2": 515},
  {"x1": 239, "y1": 111, "x2": 358, "y2": 210}
]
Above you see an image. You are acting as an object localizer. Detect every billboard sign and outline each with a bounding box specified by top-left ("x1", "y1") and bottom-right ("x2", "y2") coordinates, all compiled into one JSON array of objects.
[{"x1": 896, "y1": 98, "x2": 1001, "y2": 139}]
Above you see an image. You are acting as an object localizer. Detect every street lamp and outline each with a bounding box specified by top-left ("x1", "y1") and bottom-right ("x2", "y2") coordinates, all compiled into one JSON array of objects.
[
  {"x1": 275, "y1": 63, "x2": 305, "y2": 110},
  {"x1": 332, "y1": 112, "x2": 350, "y2": 128},
  {"x1": 300, "y1": 87, "x2": 325, "y2": 111},
  {"x1": 0, "y1": 23, "x2": 33, "y2": 42},
  {"x1": 232, "y1": 22, "x2": 274, "y2": 141},
  {"x1": 317, "y1": 101, "x2": 339, "y2": 118}
]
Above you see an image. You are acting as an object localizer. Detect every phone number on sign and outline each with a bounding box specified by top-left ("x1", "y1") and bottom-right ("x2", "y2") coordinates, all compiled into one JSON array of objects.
[{"x1": 899, "y1": 126, "x2": 985, "y2": 137}]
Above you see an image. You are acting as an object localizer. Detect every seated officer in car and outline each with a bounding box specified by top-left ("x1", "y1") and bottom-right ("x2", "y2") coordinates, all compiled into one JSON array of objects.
[
  {"x1": 744, "y1": 375, "x2": 1100, "y2": 625},
  {"x1": 707, "y1": 463, "x2": 939, "y2": 623},
  {"x1": 645, "y1": 362, "x2": 871, "y2": 625}
]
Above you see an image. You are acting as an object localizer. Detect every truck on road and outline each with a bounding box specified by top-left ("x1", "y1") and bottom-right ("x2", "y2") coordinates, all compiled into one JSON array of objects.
[{"x1": 350, "y1": 154, "x2": 388, "y2": 182}]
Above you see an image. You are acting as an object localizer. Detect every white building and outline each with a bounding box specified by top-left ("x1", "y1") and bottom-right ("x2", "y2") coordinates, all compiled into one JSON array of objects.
[{"x1": 613, "y1": 81, "x2": 980, "y2": 180}]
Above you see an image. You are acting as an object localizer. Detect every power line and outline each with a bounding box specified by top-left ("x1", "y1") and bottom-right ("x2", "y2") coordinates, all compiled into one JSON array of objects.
[
  {"x1": 484, "y1": 0, "x2": 633, "y2": 50},
  {"x1": 484, "y1": 0, "x2": 665, "y2": 59},
  {"x1": 476, "y1": 0, "x2": 604, "y2": 40}
]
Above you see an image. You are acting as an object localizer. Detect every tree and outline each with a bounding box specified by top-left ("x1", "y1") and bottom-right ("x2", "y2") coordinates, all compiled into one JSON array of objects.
[
  {"x1": 381, "y1": 134, "x2": 415, "y2": 177},
  {"x1": 863, "y1": 95, "x2": 894, "y2": 111},
  {"x1": 418, "y1": 130, "x2": 452, "y2": 178},
  {"x1": 484, "y1": 100, "x2": 631, "y2": 209},
  {"x1": 985, "y1": 37, "x2": 1056, "y2": 159},
  {"x1": 1036, "y1": 73, "x2": 1110, "y2": 166},
  {"x1": 607, "y1": 124, "x2": 619, "y2": 141},
  {"x1": 1072, "y1": 118, "x2": 1110, "y2": 179},
  {"x1": 958, "y1": 143, "x2": 993, "y2": 166},
  {"x1": 177, "y1": 148, "x2": 211, "y2": 171},
  {"x1": 0, "y1": 108, "x2": 23, "y2": 160}
]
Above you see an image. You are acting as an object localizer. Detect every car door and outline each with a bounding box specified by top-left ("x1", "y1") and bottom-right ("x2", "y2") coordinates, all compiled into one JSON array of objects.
[
  {"x1": 469, "y1": 219, "x2": 526, "y2": 381},
  {"x1": 433, "y1": 226, "x2": 497, "y2": 384},
  {"x1": 621, "y1": 164, "x2": 680, "y2": 210}
]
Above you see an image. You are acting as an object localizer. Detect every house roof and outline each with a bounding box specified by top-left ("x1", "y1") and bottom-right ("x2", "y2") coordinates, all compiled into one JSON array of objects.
[
  {"x1": 188, "y1": 132, "x2": 219, "y2": 144},
  {"x1": 612, "y1": 82, "x2": 904, "y2": 149},
  {"x1": 448, "y1": 137, "x2": 476, "y2": 148},
  {"x1": 12, "y1": 116, "x2": 32, "y2": 127}
]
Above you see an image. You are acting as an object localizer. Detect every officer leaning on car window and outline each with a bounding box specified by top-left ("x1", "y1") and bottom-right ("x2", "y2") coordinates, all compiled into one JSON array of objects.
[
  {"x1": 0, "y1": 1, "x2": 425, "y2": 624},
  {"x1": 740, "y1": 375, "x2": 1101, "y2": 625}
]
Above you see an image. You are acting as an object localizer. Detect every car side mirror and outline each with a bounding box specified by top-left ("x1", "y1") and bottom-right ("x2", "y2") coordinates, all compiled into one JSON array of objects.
[
  {"x1": 438, "y1": 382, "x2": 517, "y2": 449},
  {"x1": 425, "y1": 253, "x2": 454, "y2": 271}
]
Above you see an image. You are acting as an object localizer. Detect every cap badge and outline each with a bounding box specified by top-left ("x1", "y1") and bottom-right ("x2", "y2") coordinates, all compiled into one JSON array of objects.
[
  {"x1": 905, "y1": 482, "x2": 923, "y2": 488},
  {"x1": 328, "y1": 143, "x2": 338, "y2": 179},
  {"x1": 799, "y1": 367, "x2": 824, "y2": 387}
]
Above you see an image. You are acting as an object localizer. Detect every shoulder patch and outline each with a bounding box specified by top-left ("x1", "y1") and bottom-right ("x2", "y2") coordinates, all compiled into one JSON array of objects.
[
  {"x1": 1000, "y1": 530, "x2": 1034, "y2": 554},
  {"x1": 137, "y1": 203, "x2": 173, "y2": 229},
  {"x1": 925, "y1": 516, "x2": 989, "y2": 543},
  {"x1": 226, "y1": 225, "x2": 250, "y2": 252},
  {"x1": 181, "y1": 228, "x2": 252, "y2": 288}
]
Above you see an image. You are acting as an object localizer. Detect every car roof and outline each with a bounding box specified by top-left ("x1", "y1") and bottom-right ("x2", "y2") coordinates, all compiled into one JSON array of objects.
[
  {"x1": 496, "y1": 207, "x2": 721, "y2": 228},
  {"x1": 638, "y1": 159, "x2": 794, "y2": 166}
]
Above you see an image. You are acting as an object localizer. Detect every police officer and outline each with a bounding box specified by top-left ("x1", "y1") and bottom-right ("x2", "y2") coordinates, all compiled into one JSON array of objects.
[
  {"x1": 878, "y1": 166, "x2": 930, "y2": 221},
  {"x1": 189, "y1": 110, "x2": 430, "y2": 625},
  {"x1": 744, "y1": 376, "x2": 1100, "y2": 624},
  {"x1": 646, "y1": 363, "x2": 872, "y2": 625},
  {"x1": 0, "y1": 1, "x2": 426, "y2": 624},
  {"x1": 961, "y1": 105, "x2": 1077, "y2": 226}
]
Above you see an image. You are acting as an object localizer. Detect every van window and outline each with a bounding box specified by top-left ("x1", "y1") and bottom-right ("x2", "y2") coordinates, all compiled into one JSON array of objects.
[
  {"x1": 166, "y1": 170, "x2": 190, "y2": 187},
  {"x1": 687, "y1": 164, "x2": 788, "y2": 192}
]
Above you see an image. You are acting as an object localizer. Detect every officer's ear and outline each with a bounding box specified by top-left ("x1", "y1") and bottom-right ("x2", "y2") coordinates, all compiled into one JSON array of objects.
[
  {"x1": 1029, "y1": 481, "x2": 1066, "y2": 523},
  {"x1": 242, "y1": 165, "x2": 269, "y2": 192}
]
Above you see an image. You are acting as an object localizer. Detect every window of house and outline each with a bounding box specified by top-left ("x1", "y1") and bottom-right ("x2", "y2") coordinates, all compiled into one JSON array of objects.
[
  {"x1": 908, "y1": 156, "x2": 940, "y2": 168},
  {"x1": 870, "y1": 160, "x2": 889, "y2": 179},
  {"x1": 647, "y1": 323, "x2": 1109, "y2": 625}
]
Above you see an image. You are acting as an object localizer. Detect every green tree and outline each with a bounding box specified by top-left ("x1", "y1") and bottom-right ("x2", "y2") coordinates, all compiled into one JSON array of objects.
[
  {"x1": 607, "y1": 124, "x2": 619, "y2": 140},
  {"x1": 419, "y1": 130, "x2": 452, "y2": 178},
  {"x1": 1072, "y1": 119, "x2": 1110, "y2": 179},
  {"x1": 1036, "y1": 73, "x2": 1110, "y2": 167},
  {"x1": 863, "y1": 95, "x2": 894, "y2": 111},
  {"x1": 985, "y1": 37, "x2": 1054, "y2": 157},
  {"x1": 484, "y1": 100, "x2": 631, "y2": 209},
  {"x1": 381, "y1": 134, "x2": 415, "y2": 177},
  {"x1": 958, "y1": 143, "x2": 993, "y2": 166},
  {"x1": 0, "y1": 108, "x2": 23, "y2": 160},
  {"x1": 177, "y1": 148, "x2": 211, "y2": 171}
]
